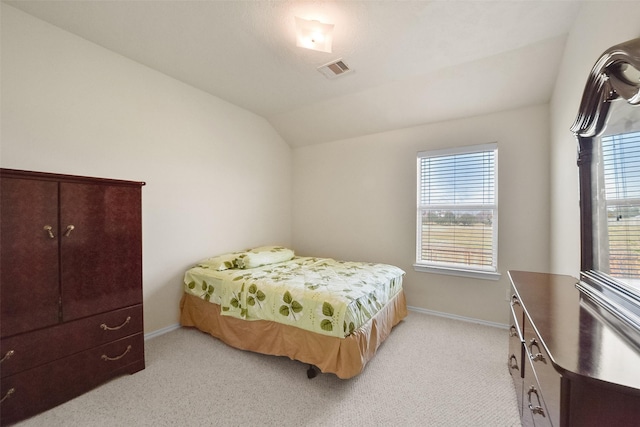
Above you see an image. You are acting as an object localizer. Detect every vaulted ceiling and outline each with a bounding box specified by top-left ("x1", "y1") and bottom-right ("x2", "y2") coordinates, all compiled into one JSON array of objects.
[{"x1": 4, "y1": 1, "x2": 583, "y2": 147}]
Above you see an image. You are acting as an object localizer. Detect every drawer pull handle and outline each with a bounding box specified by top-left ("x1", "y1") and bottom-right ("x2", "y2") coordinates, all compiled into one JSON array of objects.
[
  {"x1": 101, "y1": 345, "x2": 132, "y2": 362},
  {"x1": 100, "y1": 316, "x2": 131, "y2": 331},
  {"x1": 527, "y1": 385, "x2": 546, "y2": 417},
  {"x1": 511, "y1": 294, "x2": 520, "y2": 306},
  {"x1": 531, "y1": 352, "x2": 547, "y2": 364},
  {"x1": 0, "y1": 350, "x2": 15, "y2": 363},
  {"x1": 509, "y1": 325, "x2": 517, "y2": 337},
  {"x1": 508, "y1": 354, "x2": 519, "y2": 371},
  {"x1": 528, "y1": 339, "x2": 547, "y2": 364},
  {"x1": 0, "y1": 388, "x2": 15, "y2": 404}
]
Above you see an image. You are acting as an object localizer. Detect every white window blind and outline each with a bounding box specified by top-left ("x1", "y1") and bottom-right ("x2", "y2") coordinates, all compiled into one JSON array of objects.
[
  {"x1": 416, "y1": 144, "x2": 498, "y2": 275},
  {"x1": 601, "y1": 131, "x2": 640, "y2": 279}
]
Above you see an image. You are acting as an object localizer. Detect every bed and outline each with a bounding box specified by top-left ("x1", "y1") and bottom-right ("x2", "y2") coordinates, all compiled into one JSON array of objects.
[{"x1": 179, "y1": 246, "x2": 407, "y2": 379}]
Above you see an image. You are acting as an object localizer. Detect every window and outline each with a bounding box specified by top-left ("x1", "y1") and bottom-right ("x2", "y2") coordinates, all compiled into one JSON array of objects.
[{"x1": 415, "y1": 143, "x2": 499, "y2": 279}]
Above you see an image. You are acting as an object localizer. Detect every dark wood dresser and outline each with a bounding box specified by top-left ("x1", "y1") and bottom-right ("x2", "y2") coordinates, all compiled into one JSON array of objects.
[
  {"x1": 508, "y1": 270, "x2": 640, "y2": 427},
  {"x1": 0, "y1": 169, "x2": 145, "y2": 425}
]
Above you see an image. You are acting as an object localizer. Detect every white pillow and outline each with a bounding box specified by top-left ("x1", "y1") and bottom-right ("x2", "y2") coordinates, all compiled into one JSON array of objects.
[{"x1": 234, "y1": 246, "x2": 295, "y2": 269}]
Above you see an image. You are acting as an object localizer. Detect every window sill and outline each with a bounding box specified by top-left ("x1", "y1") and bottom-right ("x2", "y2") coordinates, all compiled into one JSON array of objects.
[{"x1": 413, "y1": 264, "x2": 501, "y2": 281}]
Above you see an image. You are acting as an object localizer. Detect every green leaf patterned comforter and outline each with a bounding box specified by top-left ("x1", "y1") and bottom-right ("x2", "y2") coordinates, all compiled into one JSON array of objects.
[{"x1": 183, "y1": 257, "x2": 405, "y2": 338}]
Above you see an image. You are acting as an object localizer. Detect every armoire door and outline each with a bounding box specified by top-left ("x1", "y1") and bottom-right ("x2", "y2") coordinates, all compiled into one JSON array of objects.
[
  {"x1": 59, "y1": 182, "x2": 142, "y2": 321},
  {"x1": 0, "y1": 177, "x2": 60, "y2": 337}
]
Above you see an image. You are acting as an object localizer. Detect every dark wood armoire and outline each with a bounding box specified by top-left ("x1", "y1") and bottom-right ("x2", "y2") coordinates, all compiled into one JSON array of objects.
[{"x1": 0, "y1": 169, "x2": 145, "y2": 425}]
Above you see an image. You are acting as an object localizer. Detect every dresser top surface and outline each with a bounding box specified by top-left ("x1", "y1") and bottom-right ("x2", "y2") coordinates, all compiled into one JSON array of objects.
[{"x1": 509, "y1": 270, "x2": 640, "y2": 393}]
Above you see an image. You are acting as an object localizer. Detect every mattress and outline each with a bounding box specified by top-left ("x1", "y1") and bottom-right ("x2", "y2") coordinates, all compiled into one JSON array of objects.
[{"x1": 183, "y1": 256, "x2": 405, "y2": 338}]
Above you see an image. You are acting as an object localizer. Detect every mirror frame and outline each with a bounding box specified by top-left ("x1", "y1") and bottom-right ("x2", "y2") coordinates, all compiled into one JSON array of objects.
[{"x1": 571, "y1": 38, "x2": 640, "y2": 335}]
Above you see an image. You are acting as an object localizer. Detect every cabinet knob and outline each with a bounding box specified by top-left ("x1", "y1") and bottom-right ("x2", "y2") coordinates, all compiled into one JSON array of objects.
[
  {"x1": 64, "y1": 225, "x2": 75, "y2": 237},
  {"x1": 43, "y1": 225, "x2": 55, "y2": 239}
]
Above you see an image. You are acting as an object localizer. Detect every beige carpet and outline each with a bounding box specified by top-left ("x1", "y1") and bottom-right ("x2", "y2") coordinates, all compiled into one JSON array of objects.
[{"x1": 16, "y1": 311, "x2": 521, "y2": 426}]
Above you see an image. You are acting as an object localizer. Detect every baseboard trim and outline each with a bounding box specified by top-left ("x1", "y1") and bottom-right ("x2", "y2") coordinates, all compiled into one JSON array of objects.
[
  {"x1": 145, "y1": 323, "x2": 181, "y2": 341},
  {"x1": 407, "y1": 305, "x2": 509, "y2": 329}
]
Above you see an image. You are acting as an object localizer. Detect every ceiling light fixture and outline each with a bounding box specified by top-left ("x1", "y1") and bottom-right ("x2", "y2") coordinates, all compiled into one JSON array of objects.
[{"x1": 295, "y1": 17, "x2": 334, "y2": 53}]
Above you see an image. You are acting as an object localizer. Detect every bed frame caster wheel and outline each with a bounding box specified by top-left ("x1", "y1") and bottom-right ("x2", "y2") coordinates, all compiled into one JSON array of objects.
[{"x1": 307, "y1": 365, "x2": 318, "y2": 379}]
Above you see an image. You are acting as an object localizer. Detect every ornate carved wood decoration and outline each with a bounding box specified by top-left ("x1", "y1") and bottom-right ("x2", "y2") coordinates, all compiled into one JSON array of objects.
[{"x1": 571, "y1": 38, "x2": 640, "y2": 140}]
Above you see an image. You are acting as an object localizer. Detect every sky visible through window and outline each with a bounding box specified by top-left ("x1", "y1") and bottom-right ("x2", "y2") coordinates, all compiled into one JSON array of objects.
[
  {"x1": 419, "y1": 150, "x2": 495, "y2": 206},
  {"x1": 603, "y1": 131, "x2": 640, "y2": 202}
]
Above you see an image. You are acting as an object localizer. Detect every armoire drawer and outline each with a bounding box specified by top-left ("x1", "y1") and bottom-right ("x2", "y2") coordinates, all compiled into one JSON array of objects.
[
  {"x1": 0, "y1": 333, "x2": 144, "y2": 426},
  {"x1": 0, "y1": 304, "x2": 143, "y2": 378}
]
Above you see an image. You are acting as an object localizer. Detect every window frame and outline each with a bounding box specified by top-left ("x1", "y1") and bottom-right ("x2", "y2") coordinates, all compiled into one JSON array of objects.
[{"x1": 414, "y1": 143, "x2": 500, "y2": 281}]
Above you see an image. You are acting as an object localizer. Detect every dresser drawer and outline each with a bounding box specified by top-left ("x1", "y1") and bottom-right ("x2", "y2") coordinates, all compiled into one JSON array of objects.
[
  {"x1": 523, "y1": 355, "x2": 552, "y2": 426},
  {"x1": 0, "y1": 333, "x2": 144, "y2": 425},
  {"x1": 522, "y1": 314, "x2": 560, "y2": 426},
  {"x1": 510, "y1": 290, "x2": 524, "y2": 333},
  {"x1": 0, "y1": 304, "x2": 143, "y2": 378},
  {"x1": 508, "y1": 290, "x2": 525, "y2": 375},
  {"x1": 508, "y1": 305, "x2": 525, "y2": 417}
]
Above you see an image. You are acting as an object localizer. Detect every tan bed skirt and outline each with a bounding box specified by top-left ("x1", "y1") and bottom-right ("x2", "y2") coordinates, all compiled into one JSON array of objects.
[{"x1": 179, "y1": 289, "x2": 408, "y2": 379}]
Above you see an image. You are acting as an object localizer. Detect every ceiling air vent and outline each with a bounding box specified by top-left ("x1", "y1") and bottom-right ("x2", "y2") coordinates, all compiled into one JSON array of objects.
[{"x1": 317, "y1": 59, "x2": 352, "y2": 79}]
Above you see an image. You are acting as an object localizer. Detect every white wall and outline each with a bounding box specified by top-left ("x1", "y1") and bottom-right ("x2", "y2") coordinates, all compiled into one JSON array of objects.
[
  {"x1": 1, "y1": 5, "x2": 292, "y2": 333},
  {"x1": 549, "y1": 2, "x2": 640, "y2": 275},
  {"x1": 293, "y1": 104, "x2": 551, "y2": 324},
  {"x1": 10, "y1": 0, "x2": 620, "y2": 329}
]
